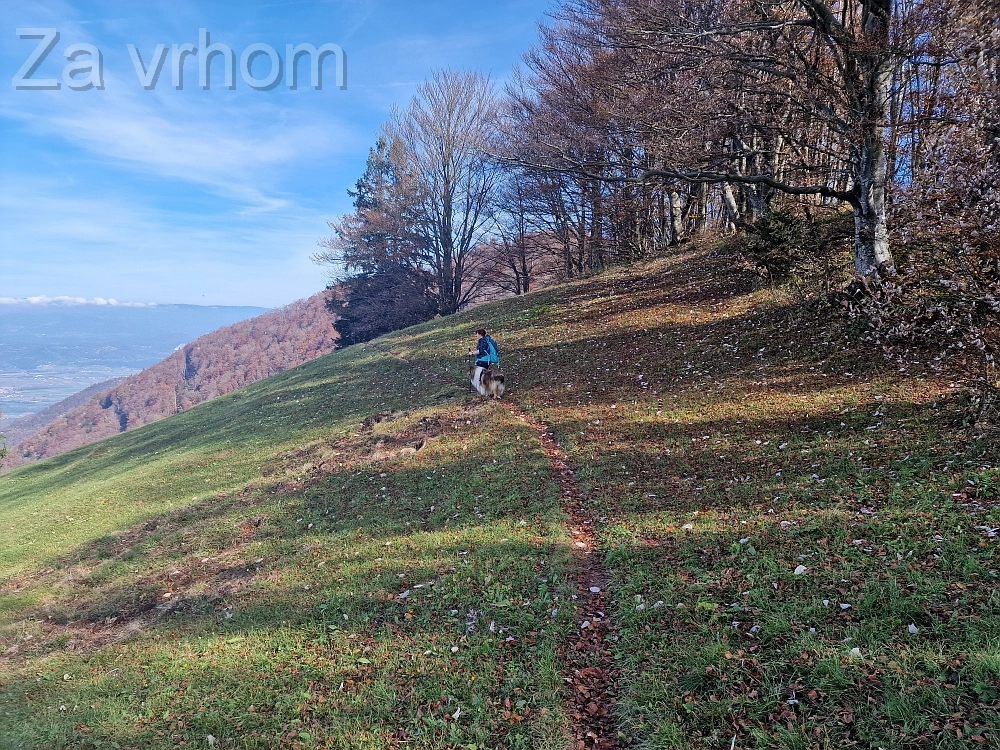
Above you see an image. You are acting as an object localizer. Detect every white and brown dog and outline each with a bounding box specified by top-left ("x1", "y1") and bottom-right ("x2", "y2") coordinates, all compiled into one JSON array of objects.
[{"x1": 469, "y1": 365, "x2": 505, "y2": 399}]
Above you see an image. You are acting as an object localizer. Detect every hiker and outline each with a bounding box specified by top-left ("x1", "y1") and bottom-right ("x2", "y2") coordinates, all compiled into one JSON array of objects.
[
  {"x1": 468, "y1": 329, "x2": 505, "y2": 399},
  {"x1": 469, "y1": 329, "x2": 500, "y2": 369}
]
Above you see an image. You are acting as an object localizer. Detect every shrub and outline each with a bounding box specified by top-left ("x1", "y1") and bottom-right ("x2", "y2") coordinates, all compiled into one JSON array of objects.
[
  {"x1": 731, "y1": 207, "x2": 853, "y2": 292},
  {"x1": 852, "y1": 236, "x2": 999, "y2": 423}
]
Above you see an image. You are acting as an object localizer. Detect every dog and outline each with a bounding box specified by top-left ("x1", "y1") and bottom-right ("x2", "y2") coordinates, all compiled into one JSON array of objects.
[{"x1": 469, "y1": 365, "x2": 505, "y2": 399}]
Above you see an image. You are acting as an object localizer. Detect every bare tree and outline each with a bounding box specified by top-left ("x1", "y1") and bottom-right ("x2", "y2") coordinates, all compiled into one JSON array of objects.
[
  {"x1": 386, "y1": 70, "x2": 502, "y2": 314},
  {"x1": 489, "y1": 171, "x2": 563, "y2": 294},
  {"x1": 507, "y1": 0, "x2": 919, "y2": 278}
]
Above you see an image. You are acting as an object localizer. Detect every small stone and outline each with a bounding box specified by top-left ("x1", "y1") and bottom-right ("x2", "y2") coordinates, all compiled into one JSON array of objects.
[{"x1": 589, "y1": 586, "x2": 601, "y2": 593}]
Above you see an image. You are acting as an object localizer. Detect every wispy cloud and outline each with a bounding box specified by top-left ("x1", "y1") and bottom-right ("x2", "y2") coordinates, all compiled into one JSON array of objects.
[
  {"x1": 0, "y1": 296, "x2": 156, "y2": 306},
  {"x1": 2, "y1": 1, "x2": 361, "y2": 211},
  {"x1": 0, "y1": 174, "x2": 336, "y2": 306},
  {"x1": 2, "y1": 84, "x2": 356, "y2": 210}
]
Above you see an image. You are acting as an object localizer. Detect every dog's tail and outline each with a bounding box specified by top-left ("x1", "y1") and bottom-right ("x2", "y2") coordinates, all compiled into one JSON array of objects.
[{"x1": 494, "y1": 373, "x2": 505, "y2": 399}]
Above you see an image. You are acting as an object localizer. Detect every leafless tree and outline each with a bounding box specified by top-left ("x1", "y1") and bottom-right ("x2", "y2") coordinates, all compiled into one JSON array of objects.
[
  {"x1": 506, "y1": 0, "x2": 927, "y2": 278},
  {"x1": 488, "y1": 171, "x2": 564, "y2": 294},
  {"x1": 386, "y1": 70, "x2": 502, "y2": 314}
]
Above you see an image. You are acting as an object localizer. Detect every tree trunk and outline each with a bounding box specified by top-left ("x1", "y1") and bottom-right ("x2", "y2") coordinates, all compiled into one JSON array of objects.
[
  {"x1": 520, "y1": 244, "x2": 531, "y2": 294},
  {"x1": 694, "y1": 181, "x2": 710, "y2": 233},
  {"x1": 669, "y1": 191, "x2": 685, "y2": 245},
  {"x1": 590, "y1": 178, "x2": 605, "y2": 270},
  {"x1": 853, "y1": 143, "x2": 892, "y2": 277},
  {"x1": 657, "y1": 190, "x2": 668, "y2": 250},
  {"x1": 721, "y1": 183, "x2": 741, "y2": 229},
  {"x1": 853, "y1": 0, "x2": 895, "y2": 278}
]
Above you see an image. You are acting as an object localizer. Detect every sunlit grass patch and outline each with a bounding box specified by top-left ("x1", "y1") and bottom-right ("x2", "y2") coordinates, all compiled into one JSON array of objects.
[{"x1": 0, "y1": 348, "x2": 576, "y2": 748}]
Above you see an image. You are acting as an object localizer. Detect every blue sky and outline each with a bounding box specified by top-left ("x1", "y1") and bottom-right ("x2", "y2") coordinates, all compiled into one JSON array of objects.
[{"x1": 0, "y1": 0, "x2": 553, "y2": 307}]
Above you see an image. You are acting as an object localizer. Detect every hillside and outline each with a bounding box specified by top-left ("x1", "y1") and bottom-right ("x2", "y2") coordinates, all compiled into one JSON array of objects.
[
  {"x1": 0, "y1": 246, "x2": 997, "y2": 749},
  {"x1": 8, "y1": 293, "x2": 337, "y2": 467},
  {"x1": 1, "y1": 378, "x2": 127, "y2": 447},
  {"x1": 0, "y1": 302, "x2": 269, "y2": 425}
]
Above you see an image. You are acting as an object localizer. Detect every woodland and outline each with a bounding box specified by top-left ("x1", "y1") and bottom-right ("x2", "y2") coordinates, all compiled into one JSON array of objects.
[{"x1": 316, "y1": 0, "x2": 999, "y2": 418}]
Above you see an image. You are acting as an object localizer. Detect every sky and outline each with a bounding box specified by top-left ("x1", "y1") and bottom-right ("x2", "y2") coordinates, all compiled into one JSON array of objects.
[{"x1": 0, "y1": 0, "x2": 554, "y2": 307}]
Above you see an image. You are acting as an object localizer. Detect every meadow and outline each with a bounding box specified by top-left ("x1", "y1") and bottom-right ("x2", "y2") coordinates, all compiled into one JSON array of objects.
[{"x1": 1, "y1": 245, "x2": 998, "y2": 749}]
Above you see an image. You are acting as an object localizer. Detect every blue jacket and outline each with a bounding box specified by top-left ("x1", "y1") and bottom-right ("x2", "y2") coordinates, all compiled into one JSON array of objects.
[{"x1": 476, "y1": 335, "x2": 499, "y2": 365}]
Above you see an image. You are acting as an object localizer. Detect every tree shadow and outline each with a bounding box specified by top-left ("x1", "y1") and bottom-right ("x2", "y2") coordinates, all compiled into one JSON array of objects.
[{"x1": 0, "y1": 398, "x2": 577, "y2": 747}]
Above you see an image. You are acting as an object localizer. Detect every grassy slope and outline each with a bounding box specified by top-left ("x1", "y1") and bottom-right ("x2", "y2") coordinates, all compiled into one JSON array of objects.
[
  {"x1": 0, "y1": 346, "x2": 575, "y2": 749},
  {"x1": 385, "y1": 247, "x2": 1000, "y2": 749},
  {"x1": 2, "y1": 245, "x2": 999, "y2": 749}
]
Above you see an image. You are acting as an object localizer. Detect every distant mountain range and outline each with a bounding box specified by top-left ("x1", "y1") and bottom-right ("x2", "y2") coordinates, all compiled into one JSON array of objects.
[{"x1": 4, "y1": 293, "x2": 337, "y2": 468}]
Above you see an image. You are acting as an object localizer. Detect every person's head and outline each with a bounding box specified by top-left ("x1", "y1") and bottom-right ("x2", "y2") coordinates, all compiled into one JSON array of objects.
[{"x1": 475, "y1": 328, "x2": 486, "y2": 339}]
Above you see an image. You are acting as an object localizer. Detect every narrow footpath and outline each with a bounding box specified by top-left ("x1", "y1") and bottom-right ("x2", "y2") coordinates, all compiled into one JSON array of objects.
[{"x1": 368, "y1": 344, "x2": 623, "y2": 749}]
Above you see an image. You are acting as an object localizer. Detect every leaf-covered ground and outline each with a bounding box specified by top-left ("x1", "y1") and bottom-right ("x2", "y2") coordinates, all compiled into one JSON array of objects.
[
  {"x1": 1, "y1": 244, "x2": 998, "y2": 749},
  {"x1": 388, "y1": 246, "x2": 1000, "y2": 749}
]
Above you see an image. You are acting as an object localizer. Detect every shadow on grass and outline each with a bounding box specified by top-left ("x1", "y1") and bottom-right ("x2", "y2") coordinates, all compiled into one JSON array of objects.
[
  {"x1": 0, "y1": 403, "x2": 576, "y2": 749},
  {"x1": 537, "y1": 400, "x2": 968, "y2": 513},
  {"x1": 0, "y1": 534, "x2": 574, "y2": 749},
  {"x1": 388, "y1": 281, "x2": 892, "y2": 417},
  {"x1": 599, "y1": 508, "x2": 1000, "y2": 748}
]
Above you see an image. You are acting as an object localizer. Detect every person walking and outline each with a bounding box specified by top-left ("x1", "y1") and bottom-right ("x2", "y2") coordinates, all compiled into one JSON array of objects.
[{"x1": 469, "y1": 328, "x2": 500, "y2": 369}]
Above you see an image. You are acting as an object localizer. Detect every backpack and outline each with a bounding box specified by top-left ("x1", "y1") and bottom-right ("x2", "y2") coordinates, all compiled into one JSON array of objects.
[{"x1": 483, "y1": 336, "x2": 500, "y2": 367}]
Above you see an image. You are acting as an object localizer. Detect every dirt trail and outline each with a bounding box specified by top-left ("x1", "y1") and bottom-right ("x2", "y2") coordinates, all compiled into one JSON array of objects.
[{"x1": 368, "y1": 344, "x2": 623, "y2": 749}]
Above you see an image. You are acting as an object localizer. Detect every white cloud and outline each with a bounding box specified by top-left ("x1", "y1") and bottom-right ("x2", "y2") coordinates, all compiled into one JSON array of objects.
[
  {"x1": 1, "y1": 82, "x2": 357, "y2": 210},
  {"x1": 0, "y1": 295, "x2": 156, "y2": 307}
]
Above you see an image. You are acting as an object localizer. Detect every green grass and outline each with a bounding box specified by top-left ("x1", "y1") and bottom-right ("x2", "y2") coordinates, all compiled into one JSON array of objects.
[
  {"x1": 0, "y1": 346, "x2": 575, "y2": 749},
  {"x1": 2, "y1": 245, "x2": 998, "y2": 748},
  {"x1": 383, "y1": 247, "x2": 1000, "y2": 749}
]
